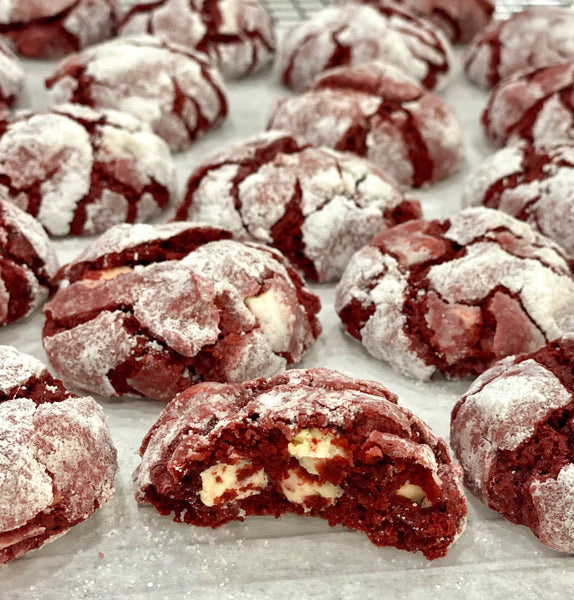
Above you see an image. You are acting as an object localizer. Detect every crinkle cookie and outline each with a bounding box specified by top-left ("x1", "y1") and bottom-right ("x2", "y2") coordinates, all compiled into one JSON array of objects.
[
  {"x1": 481, "y1": 61, "x2": 574, "y2": 148},
  {"x1": 43, "y1": 222, "x2": 321, "y2": 402},
  {"x1": 463, "y1": 141, "x2": 574, "y2": 256},
  {"x1": 45, "y1": 35, "x2": 228, "y2": 151},
  {"x1": 335, "y1": 207, "x2": 574, "y2": 380},
  {"x1": 0, "y1": 345, "x2": 117, "y2": 564},
  {"x1": 464, "y1": 6, "x2": 574, "y2": 89},
  {"x1": 0, "y1": 197, "x2": 58, "y2": 326},
  {"x1": 274, "y1": 2, "x2": 453, "y2": 93},
  {"x1": 267, "y1": 62, "x2": 464, "y2": 189},
  {"x1": 451, "y1": 334, "x2": 574, "y2": 553},
  {"x1": 135, "y1": 368, "x2": 467, "y2": 560},
  {"x1": 0, "y1": 0, "x2": 118, "y2": 59},
  {"x1": 174, "y1": 131, "x2": 422, "y2": 283},
  {"x1": 336, "y1": 0, "x2": 494, "y2": 44},
  {"x1": 0, "y1": 37, "x2": 23, "y2": 112},
  {"x1": 119, "y1": 0, "x2": 276, "y2": 79},
  {"x1": 0, "y1": 103, "x2": 176, "y2": 237}
]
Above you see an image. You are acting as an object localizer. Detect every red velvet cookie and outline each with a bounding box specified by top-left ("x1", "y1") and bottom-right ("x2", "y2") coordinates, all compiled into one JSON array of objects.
[
  {"x1": 335, "y1": 207, "x2": 574, "y2": 380},
  {"x1": 0, "y1": 345, "x2": 117, "y2": 564},
  {"x1": 274, "y1": 2, "x2": 453, "y2": 93},
  {"x1": 0, "y1": 0, "x2": 118, "y2": 59},
  {"x1": 463, "y1": 141, "x2": 574, "y2": 256},
  {"x1": 336, "y1": 0, "x2": 494, "y2": 44},
  {"x1": 267, "y1": 62, "x2": 463, "y2": 189},
  {"x1": 43, "y1": 222, "x2": 321, "y2": 402},
  {"x1": 0, "y1": 197, "x2": 58, "y2": 326},
  {"x1": 0, "y1": 36, "x2": 23, "y2": 112},
  {"x1": 120, "y1": 0, "x2": 276, "y2": 79},
  {"x1": 451, "y1": 334, "x2": 574, "y2": 553},
  {"x1": 135, "y1": 368, "x2": 467, "y2": 560},
  {"x1": 45, "y1": 35, "x2": 228, "y2": 151},
  {"x1": 174, "y1": 131, "x2": 422, "y2": 283},
  {"x1": 464, "y1": 7, "x2": 574, "y2": 89},
  {"x1": 0, "y1": 103, "x2": 176, "y2": 237},
  {"x1": 481, "y1": 61, "x2": 574, "y2": 148}
]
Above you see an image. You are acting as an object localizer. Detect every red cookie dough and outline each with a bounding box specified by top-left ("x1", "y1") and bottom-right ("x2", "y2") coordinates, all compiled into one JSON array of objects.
[
  {"x1": 45, "y1": 35, "x2": 228, "y2": 151},
  {"x1": 267, "y1": 62, "x2": 463, "y2": 189},
  {"x1": 135, "y1": 368, "x2": 467, "y2": 560},
  {"x1": 0, "y1": 103, "x2": 176, "y2": 237},
  {"x1": 274, "y1": 2, "x2": 453, "y2": 93},
  {"x1": 120, "y1": 0, "x2": 276, "y2": 79},
  {"x1": 0, "y1": 0, "x2": 118, "y2": 59},
  {"x1": 0, "y1": 345, "x2": 117, "y2": 564},
  {"x1": 464, "y1": 7, "x2": 574, "y2": 89},
  {"x1": 174, "y1": 131, "x2": 422, "y2": 283},
  {"x1": 481, "y1": 61, "x2": 574, "y2": 148},
  {"x1": 0, "y1": 197, "x2": 58, "y2": 326},
  {"x1": 336, "y1": 0, "x2": 494, "y2": 44},
  {"x1": 463, "y1": 141, "x2": 574, "y2": 256},
  {"x1": 335, "y1": 207, "x2": 574, "y2": 380},
  {"x1": 43, "y1": 222, "x2": 321, "y2": 402},
  {"x1": 451, "y1": 334, "x2": 574, "y2": 553},
  {"x1": 0, "y1": 36, "x2": 23, "y2": 112}
]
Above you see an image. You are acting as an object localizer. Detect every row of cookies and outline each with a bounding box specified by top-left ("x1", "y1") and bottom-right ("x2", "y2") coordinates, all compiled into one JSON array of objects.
[{"x1": 1, "y1": 0, "x2": 574, "y2": 571}]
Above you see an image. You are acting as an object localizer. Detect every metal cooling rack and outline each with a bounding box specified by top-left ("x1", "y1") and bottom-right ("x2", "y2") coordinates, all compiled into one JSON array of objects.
[{"x1": 118, "y1": 0, "x2": 573, "y2": 25}]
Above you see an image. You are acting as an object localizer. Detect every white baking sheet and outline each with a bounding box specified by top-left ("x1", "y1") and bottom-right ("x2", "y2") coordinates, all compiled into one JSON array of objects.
[{"x1": 0, "y1": 44, "x2": 573, "y2": 600}]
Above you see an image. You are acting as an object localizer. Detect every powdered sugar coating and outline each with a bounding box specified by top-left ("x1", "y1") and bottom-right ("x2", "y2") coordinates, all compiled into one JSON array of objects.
[
  {"x1": 451, "y1": 334, "x2": 574, "y2": 553},
  {"x1": 45, "y1": 35, "x2": 228, "y2": 151},
  {"x1": 0, "y1": 345, "x2": 117, "y2": 564},
  {"x1": 175, "y1": 130, "x2": 421, "y2": 282},
  {"x1": 268, "y1": 62, "x2": 463, "y2": 190},
  {"x1": 481, "y1": 61, "x2": 574, "y2": 148},
  {"x1": 0, "y1": 36, "x2": 23, "y2": 111},
  {"x1": 463, "y1": 141, "x2": 574, "y2": 256},
  {"x1": 0, "y1": 198, "x2": 59, "y2": 326},
  {"x1": 0, "y1": 104, "x2": 176, "y2": 236},
  {"x1": 464, "y1": 7, "x2": 574, "y2": 89},
  {"x1": 339, "y1": 0, "x2": 493, "y2": 44},
  {"x1": 0, "y1": 345, "x2": 45, "y2": 394},
  {"x1": 43, "y1": 223, "x2": 321, "y2": 401},
  {"x1": 135, "y1": 367, "x2": 466, "y2": 560},
  {"x1": 120, "y1": 0, "x2": 276, "y2": 79},
  {"x1": 275, "y1": 2, "x2": 453, "y2": 93},
  {"x1": 335, "y1": 207, "x2": 574, "y2": 380},
  {"x1": 0, "y1": 0, "x2": 118, "y2": 59}
]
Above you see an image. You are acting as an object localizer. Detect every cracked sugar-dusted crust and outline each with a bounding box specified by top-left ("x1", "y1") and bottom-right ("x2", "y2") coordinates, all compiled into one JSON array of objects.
[
  {"x1": 0, "y1": 197, "x2": 59, "y2": 326},
  {"x1": 0, "y1": 36, "x2": 23, "y2": 112},
  {"x1": 450, "y1": 334, "x2": 574, "y2": 553},
  {"x1": 174, "y1": 130, "x2": 422, "y2": 282},
  {"x1": 120, "y1": 0, "x2": 276, "y2": 79},
  {"x1": 464, "y1": 7, "x2": 574, "y2": 89},
  {"x1": 267, "y1": 62, "x2": 463, "y2": 189},
  {"x1": 0, "y1": 103, "x2": 176, "y2": 237},
  {"x1": 275, "y1": 2, "x2": 453, "y2": 94},
  {"x1": 481, "y1": 61, "x2": 574, "y2": 148},
  {"x1": 335, "y1": 206, "x2": 574, "y2": 381},
  {"x1": 45, "y1": 35, "x2": 228, "y2": 151},
  {"x1": 0, "y1": 345, "x2": 117, "y2": 564},
  {"x1": 0, "y1": 0, "x2": 118, "y2": 59},
  {"x1": 134, "y1": 367, "x2": 467, "y2": 560},
  {"x1": 463, "y1": 141, "x2": 574, "y2": 256},
  {"x1": 339, "y1": 0, "x2": 493, "y2": 44},
  {"x1": 43, "y1": 222, "x2": 321, "y2": 402}
]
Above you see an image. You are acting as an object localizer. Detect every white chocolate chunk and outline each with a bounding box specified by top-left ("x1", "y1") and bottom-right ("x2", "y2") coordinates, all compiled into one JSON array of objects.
[
  {"x1": 288, "y1": 428, "x2": 349, "y2": 475},
  {"x1": 80, "y1": 266, "x2": 134, "y2": 288},
  {"x1": 245, "y1": 288, "x2": 293, "y2": 352},
  {"x1": 396, "y1": 482, "x2": 431, "y2": 508},
  {"x1": 280, "y1": 468, "x2": 343, "y2": 511},
  {"x1": 198, "y1": 459, "x2": 268, "y2": 507}
]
